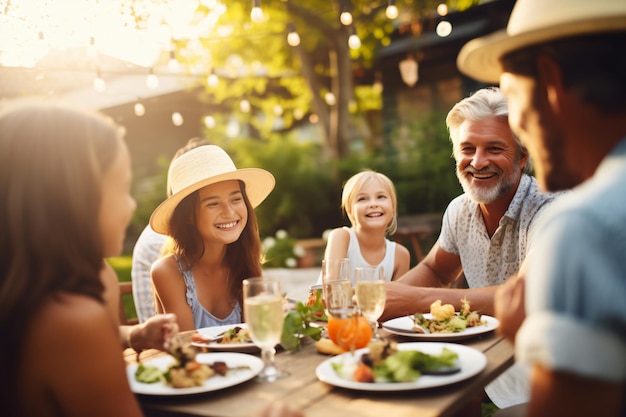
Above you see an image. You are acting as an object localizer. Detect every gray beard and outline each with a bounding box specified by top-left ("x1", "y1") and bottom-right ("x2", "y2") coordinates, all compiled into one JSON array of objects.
[{"x1": 457, "y1": 168, "x2": 520, "y2": 204}]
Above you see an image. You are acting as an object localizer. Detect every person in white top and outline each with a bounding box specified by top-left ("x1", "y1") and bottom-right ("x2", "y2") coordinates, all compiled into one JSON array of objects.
[{"x1": 320, "y1": 170, "x2": 410, "y2": 283}]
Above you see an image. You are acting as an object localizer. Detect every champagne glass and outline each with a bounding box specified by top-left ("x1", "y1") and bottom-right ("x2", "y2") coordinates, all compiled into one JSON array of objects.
[
  {"x1": 243, "y1": 277, "x2": 288, "y2": 382},
  {"x1": 320, "y1": 258, "x2": 354, "y2": 319},
  {"x1": 354, "y1": 266, "x2": 386, "y2": 341}
]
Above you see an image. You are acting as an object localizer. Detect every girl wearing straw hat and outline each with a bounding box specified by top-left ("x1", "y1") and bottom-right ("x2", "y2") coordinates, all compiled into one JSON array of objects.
[{"x1": 150, "y1": 145, "x2": 275, "y2": 331}]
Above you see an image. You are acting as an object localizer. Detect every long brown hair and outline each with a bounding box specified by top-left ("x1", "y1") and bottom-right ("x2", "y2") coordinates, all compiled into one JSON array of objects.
[
  {"x1": 0, "y1": 101, "x2": 124, "y2": 411},
  {"x1": 168, "y1": 180, "x2": 263, "y2": 306}
]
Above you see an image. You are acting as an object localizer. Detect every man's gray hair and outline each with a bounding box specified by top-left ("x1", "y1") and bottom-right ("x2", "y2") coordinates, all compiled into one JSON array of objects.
[{"x1": 446, "y1": 87, "x2": 531, "y2": 173}]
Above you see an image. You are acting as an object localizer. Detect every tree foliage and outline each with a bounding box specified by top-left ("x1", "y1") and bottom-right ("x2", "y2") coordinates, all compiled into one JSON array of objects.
[{"x1": 170, "y1": 0, "x2": 480, "y2": 161}]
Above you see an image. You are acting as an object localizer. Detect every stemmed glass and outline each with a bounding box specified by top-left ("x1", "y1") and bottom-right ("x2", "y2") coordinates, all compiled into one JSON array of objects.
[
  {"x1": 320, "y1": 258, "x2": 354, "y2": 318},
  {"x1": 354, "y1": 266, "x2": 386, "y2": 341},
  {"x1": 243, "y1": 277, "x2": 289, "y2": 382}
]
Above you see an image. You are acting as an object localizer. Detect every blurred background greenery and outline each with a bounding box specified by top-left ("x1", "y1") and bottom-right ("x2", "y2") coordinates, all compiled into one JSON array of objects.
[{"x1": 125, "y1": 110, "x2": 461, "y2": 255}]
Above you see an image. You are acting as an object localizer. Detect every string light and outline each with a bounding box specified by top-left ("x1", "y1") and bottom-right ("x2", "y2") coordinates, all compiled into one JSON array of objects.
[
  {"x1": 134, "y1": 100, "x2": 146, "y2": 116},
  {"x1": 324, "y1": 92, "x2": 336, "y2": 106},
  {"x1": 348, "y1": 28, "x2": 361, "y2": 50},
  {"x1": 340, "y1": 11, "x2": 352, "y2": 26},
  {"x1": 146, "y1": 68, "x2": 159, "y2": 89},
  {"x1": 240, "y1": 99, "x2": 251, "y2": 113},
  {"x1": 93, "y1": 68, "x2": 106, "y2": 92},
  {"x1": 436, "y1": 20, "x2": 452, "y2": 37},
  {"x1": 167, "y1": 50, "x2": 180, "y2": 73},
  {"x1": 171, "y1": 112, "x2": 184, "y2": 126},
  {"x1": 287, "y1": 23, "x2": 300, "y2": 47},
  {"x1": 204, "y1": 115, "x2": 216, "y2": 128},
  {"x1": 250, "y1": 0, "x2": 263, "y2": 23},
  {"x1": 87, "y1": 36, "x2": 97, "y2": 61},
  {"x1": 207, "y1": 71, "x2": 219, "y2": 88},
  {"x1": 437, "y1": 3, "x2": 449, "y2": 16},
  {"x1": 339, "y1": 0, "x2": 353, "y2": 25},
  {"x1": 386, "y1": 0, "x2": 399, "y2": 20}
]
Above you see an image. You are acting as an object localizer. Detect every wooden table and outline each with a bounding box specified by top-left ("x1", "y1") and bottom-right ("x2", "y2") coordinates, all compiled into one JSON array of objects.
[{"x1": 125, "y1": 329, "x2": 514, "y2": 417}]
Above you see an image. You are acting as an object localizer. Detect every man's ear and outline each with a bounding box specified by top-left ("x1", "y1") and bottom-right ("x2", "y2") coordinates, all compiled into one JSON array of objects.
[{"x1": 536, "y1": 55, "x2": 565, "y2": 116}]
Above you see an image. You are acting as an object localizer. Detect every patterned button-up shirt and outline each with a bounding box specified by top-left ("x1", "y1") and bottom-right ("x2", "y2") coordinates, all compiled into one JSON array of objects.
[{"x1": 438, "y1": 174, "x2": 559, "y2": 288}]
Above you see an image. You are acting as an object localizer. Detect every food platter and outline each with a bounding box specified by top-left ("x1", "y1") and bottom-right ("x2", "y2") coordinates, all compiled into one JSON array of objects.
[
  {"x1": 127, "y1": 352, "x2": 263, "y2": 396},
  {"x1": 191, "y1": 323, "x2": 259, "y2": 353},
  {"x1": 382, "y1": 314, "x2": 499, "y2": 341},
  {"x1": 315, "y1": 342, "x2": 486, "y2": 391}
]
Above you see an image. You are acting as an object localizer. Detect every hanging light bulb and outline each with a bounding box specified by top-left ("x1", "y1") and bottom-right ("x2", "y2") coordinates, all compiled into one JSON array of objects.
[
  {"x1": 168, "y1": 50, "x2": 180, "y2": 73},
  {"x1": 146, "y1": 69, "x2": 159, "y2": 89},
  {"x1": 348, "y1": 30, "x2": 361, "y2": 50},
  {"x1": 240, "y1": 99, "x2": 251, "y2": 113},
  {"x1": 340, "y1": 11, "x2": 353, "y2": 26},
  {"x1": 437, "y1": 3, "x2": 449, "y2": 16},
  {"x1": 93, "y1": 68, "x2": 106, "y2": 92},
  {"x1": 287, "y1": 23, "x2": 300, "y2": 47},
  {"x1": 134, "y1": 101, "x2": 146, "y2": 117},
  {"x1": 324, "y1": 92, "x2": 336, "y2": 106},
  {"x1": 436, "y1": 21, "x2": 453, "y2": 37},
  {"x1": 250, "y1": 0, "x2": 263, "y2": 23},
  {"x1": 171, "y1": 112, "x2": 184, "y2": 126},
  {"x1": 207, "y1": 71, "x2": 219, "y2": 88},
  {"x1": 386, "y1": 0, "x2": 398, "y2": 19},
  {"x1": 204, "y1": 115, "x2": 216, "y2": 129},
  {"x1": 87, "y1": 36, "x2": 98, "y2": 61}
]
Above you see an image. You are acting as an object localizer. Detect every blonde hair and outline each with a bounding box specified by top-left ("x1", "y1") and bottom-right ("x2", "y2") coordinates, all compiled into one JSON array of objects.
[{"x1": 341, "y1": 170, "x2": 398, "y2": 236}]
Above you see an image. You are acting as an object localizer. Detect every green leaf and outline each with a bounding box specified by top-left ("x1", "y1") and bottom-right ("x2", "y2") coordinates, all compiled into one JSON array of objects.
[{"x1": 280, "y1": 301, "x2": 324, "y2": 350}]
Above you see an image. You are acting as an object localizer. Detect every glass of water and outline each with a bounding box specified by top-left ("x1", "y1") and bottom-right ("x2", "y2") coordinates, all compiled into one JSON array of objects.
[{"x1": 321, "y1": 258, "x2": 354, "y2": 319}]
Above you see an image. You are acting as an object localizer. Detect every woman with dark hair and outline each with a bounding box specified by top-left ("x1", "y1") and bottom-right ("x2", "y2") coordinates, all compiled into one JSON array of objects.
[
  {"x1": 150, "y1": 145, "x2": 275, "y2": 331},
  {"x1": 0, "y1": 100, "x2": 159, "y2": 416}
]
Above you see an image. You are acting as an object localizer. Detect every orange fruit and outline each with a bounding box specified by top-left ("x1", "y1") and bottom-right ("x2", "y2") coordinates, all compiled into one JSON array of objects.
[{"x1": 327, "y1": 314, "x2": 372, "y2": 351}]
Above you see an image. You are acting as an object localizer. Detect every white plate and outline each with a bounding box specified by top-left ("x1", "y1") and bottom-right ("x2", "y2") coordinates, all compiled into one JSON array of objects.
[
  {"x1": 315, "y1": 342, "x2": 486, "y2": 391},
  {"x1": 127, "y1": 352, "x2": 263, "y2": 396},
  {"x1": 191, "y1": 323, "x2": 259, "y2": 353},
  {"x1": 382, "y1": 314, "x2": 499, "y2": 341}
]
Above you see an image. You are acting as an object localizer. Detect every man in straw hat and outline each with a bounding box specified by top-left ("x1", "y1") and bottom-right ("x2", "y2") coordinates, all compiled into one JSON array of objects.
[
  {"x1": 458, "y1": 0, "x2": 626, "y2": 416},
  {"x1": 149, "y1": 145, "x2": 275, "y2": 331}
]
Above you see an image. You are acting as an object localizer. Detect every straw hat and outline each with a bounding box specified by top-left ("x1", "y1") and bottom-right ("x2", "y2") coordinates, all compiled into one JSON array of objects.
[
  {"x1": 150, "y1": 145, "x2": 275, "y2": 235},
  {"x1": 457, "y1": 0, "x2": 626, "y2": 84}
]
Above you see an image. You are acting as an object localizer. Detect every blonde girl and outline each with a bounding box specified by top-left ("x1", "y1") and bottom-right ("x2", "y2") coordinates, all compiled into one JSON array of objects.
[{"x1": 322, "y1": 170, "x2": 410, "y2": 282}]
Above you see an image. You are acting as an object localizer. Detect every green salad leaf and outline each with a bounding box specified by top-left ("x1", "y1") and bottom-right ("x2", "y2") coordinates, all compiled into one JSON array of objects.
[
  {"x1": 372, "y1": 348, "x2": 459, "y2": 382},
  {"x1": 135, "y1": 364, "x2": 163, "y2": 383}
]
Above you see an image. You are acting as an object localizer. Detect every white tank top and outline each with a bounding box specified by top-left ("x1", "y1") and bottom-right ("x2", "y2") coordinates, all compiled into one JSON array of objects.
[{"x1": 345, "y1": 227, "x2": 396, "y2": 282}]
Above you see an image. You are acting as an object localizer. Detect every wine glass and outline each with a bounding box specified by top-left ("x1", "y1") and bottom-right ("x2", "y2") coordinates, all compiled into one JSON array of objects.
[
  {"x1": 354, "y1": 266, "x2": 386, "y2": 341},
  {"x1": 320, "y1": 258, "x2": 354, "y2": 319},
  {"x1": 243, "y1": 277, "x2": 288, "y2": 382}
]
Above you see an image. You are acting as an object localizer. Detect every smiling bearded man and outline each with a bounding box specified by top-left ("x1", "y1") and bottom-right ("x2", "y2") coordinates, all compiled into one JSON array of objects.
[{"x1": 382, "y1": 87, "x2": 564, "y2": 415}]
